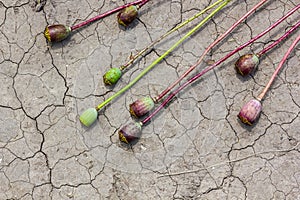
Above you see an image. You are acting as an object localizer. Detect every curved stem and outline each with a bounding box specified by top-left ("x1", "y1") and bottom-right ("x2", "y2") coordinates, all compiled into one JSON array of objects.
[
  {"x1": 120, "y1": 0, "x2": 225, "y2": 71},
  {"x1": 155, "y1": 0, "x2": 268, "y2": 102},
  {"x1": 142, "y1": 4, "x2": 300, "y2": 125},
  {"x1": 257, "y1": 33, "x2": 300, "y2": 101},
  {"x1": 71, "y1": 0, "x2": 148, "y2": 31},
  {"x1": 257, "y1": 20, "x2": 300, "y2": 57},
  {"x1": 95, "y1": 0, "x2": 230, "y2": 111}
]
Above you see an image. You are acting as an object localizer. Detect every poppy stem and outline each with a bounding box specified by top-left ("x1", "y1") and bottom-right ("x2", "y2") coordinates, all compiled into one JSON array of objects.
[
  {"x1": 94, "y1": 0, "x2": 231, "y2": 111},
  {"x1": 257, "y1": 32, "x2": 300, "y2": 101},
  {"x1": 154, "y1": 0, "x2": 269, "y2": 103},
  {"x1": 257, "y1": 20, "x2": 300, "y2": 57},
  {"x1": 71, "y1": 0, "x2": 149, "y2": 31},
  {"x1": 142, "y1": 4, "x2": 300, "y2": 125},
  {"x1": 119, "y1": 0, "x2": 226, "y2": 71}
]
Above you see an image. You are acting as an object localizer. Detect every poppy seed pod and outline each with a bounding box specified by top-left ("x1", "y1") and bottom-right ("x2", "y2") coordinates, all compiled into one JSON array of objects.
[
  {"x1": 117, "y1": 5, "x2": 139, "y2": 27},
  {"x1": 79, "y1": 108, "x2": 98, "y2": 127},
  {"x1": 119, "y1": 121, "x2": 142, "y2": 144},
  {"x1": 129, "y1": 96, "x2": 155, "y2": 118},
  {"x1": 238, "y1": 99, "x2": 262, "y2": 125},
  {"x1": 235, "y1": 54, "x2": 260, "y2": 76},
  {"x1": 44, "y1": 24, "x2": 71, "y2": 42},
  {"x1": 103, "y1": 67, "x2": 122, "y2": 85}
]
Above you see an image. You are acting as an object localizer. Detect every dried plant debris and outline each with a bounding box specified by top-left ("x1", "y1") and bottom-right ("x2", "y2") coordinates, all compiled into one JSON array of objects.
[{"x1": 34, "y1": 0, "x2": 46, "y2": 12}]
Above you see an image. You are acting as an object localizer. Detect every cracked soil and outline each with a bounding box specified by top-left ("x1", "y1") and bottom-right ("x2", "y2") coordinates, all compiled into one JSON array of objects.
[{"x1": 0, "y1": 0, "x2": 299, "y2": 199}]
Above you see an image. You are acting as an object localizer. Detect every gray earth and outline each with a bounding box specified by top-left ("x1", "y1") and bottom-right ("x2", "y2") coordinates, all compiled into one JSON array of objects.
[{"x1": 0, "y1": 0, "x2": 300, "y2": 199}]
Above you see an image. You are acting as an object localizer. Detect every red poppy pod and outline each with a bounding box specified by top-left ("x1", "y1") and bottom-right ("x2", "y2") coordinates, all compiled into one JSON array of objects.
[
  {"x1": 235, "y1": 54, "x2": 260, "y2": 76},
  {"x1": 238, "y1": 99, "x2": 262, "y2": 125},
  {"x1": 129, "y1": 96, "x2": 155, "y2": 118},
  {"x1": 119, "y1": 121, "x2": 142, "y2": 144},
  {"x1": 44, "y1": 24, "x2": 71, "y2": 42},
  {"x1": 117, "y1": 5, "x2": 139, "y2": 27}
]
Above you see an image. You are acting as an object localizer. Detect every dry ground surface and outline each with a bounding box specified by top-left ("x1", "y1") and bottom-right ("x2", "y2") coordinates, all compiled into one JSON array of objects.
[{"x1": 0, "y1": 0, "x2": 299, "y2": 199}]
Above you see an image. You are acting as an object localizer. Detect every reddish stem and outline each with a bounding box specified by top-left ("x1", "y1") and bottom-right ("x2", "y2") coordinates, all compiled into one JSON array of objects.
[
  {"x1": 142, "y1": 4, "x2": 300, "y2": 125},
  {"x1": 257, "y1": 33, "x2": 300, "y2": 101},
  {"x1": 155, "y1": 0, "x2": 269, "y2": 102},
  {"x1": 257, "y1": 20, "x2": 300, "y2": 57},
  {"x1": 71, "y1": 0, "x2": 149, "y2": 31},
  {"x1": 138, "y1": 0, "x2": 149, "y2": 8}
]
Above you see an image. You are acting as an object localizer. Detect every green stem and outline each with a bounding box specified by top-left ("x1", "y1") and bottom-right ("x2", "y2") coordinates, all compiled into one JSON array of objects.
[
  {"x1": 96, "y1": 0, "x2": 231, "y2": 110},
  {"x1": 155, "y1": 0, "x2": 267, "y2": 102},
  {"x1": 141, "y1": 4, "x2": 300, "y2": 125},
  {"x1": 119, "y1": 0, "x2": 225, "y2": 71}
]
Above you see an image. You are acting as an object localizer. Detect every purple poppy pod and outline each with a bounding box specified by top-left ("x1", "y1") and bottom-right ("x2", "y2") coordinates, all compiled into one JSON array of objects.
[
  {"x1": 129, "y1": 96, "x2": 155, "y2": 118},
  {"x1": 117, "y1": 5, "x2": 139, "y2": 27},
  {"x1": 238, "y1": 99, "x2": 262, "y2": 125},
  {"x1": 119, "y1": 121, "x2": 142, "y2": 144},
  {"x1": 235, "y1": 54, "x2": 260, "y2": 76},
  {"x1": 44, "y1": 24, "x2": 71, "y2": 42}
]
